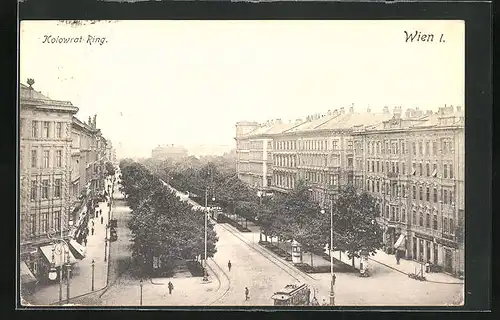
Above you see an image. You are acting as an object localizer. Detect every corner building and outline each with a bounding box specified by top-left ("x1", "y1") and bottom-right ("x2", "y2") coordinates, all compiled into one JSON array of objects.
[
  {"x1": 235, "y1": 105, "x2": 464, "y2": 277},
  {"x1": 353, "y1": 105, "x2": 464, "y2": 276},
  {"x1": 19, "y1": 83, "x2": 78, "y2": 281}
]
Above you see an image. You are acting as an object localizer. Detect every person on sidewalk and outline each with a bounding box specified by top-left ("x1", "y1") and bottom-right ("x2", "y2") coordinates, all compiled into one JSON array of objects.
[
  {"x1": 228, "y1": 260, "x2": 232, "y2": 272},
  {"x1": 101, "y1": 216, "x2": 104, "y2": 225},
  {"x1": 83, "y1": 237, "x2": 87, "y2": 246},
  {"x1": 91, "y1": 227, "x2": 94, "y2": 235},
  {"x1": 245, "y1": 287, "x2": 249, "y2": 300},
  {"x1": 92, "y1": 220, "x2": 95, "y2": 228},
  {"x1": 168, "y1": 281, "x2": 174, "y2": 295},
  {"x1": 396, "y1": 251, "x2": 400, "y2": 265}
]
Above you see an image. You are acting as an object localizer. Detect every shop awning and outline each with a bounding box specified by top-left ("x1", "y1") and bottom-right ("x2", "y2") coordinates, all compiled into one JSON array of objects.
[
  {"x1": 20, "y1": 261, "x2": 37, "y2": 284},
  {"x1": 69, "y1": 239, "x2": 86, "y2": 260},
  {"x1": 39, "y1": 244, "x2": 77, "y2": 267},
  {"x1": 394, "y1": 234, "x2": 406, "y2": 249}
]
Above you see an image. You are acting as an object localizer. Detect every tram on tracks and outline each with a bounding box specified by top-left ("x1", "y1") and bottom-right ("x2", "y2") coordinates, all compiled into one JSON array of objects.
[{"x1": 271, "y1": 283, "x2": 311, "y2": 306}]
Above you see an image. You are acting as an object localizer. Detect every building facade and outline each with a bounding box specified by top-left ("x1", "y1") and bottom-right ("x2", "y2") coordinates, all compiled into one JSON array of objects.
[
  {"x1": 151, "y1": 144, "x2": 188, "y2": 160},
  {"x1": 20, "y1": 82, "x2": 78, "y2": 282},
  {"x1": 20, "y1": 80, "x2": 113, "y2": 287},
  {"x1": 234, "y1": 105, "x2": 465, "y2": 276},
  {"x1": 353, "y1": 105, "x2": 464, "y2": 276},
  {"x1": 235, "y1": 120, "x2": 298, "y2": 193}
]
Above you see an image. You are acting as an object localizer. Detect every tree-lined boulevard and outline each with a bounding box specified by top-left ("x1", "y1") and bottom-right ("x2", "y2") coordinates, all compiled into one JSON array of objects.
[{"x1": 48, "y1": 158, "x2": 464, "y2": 307}]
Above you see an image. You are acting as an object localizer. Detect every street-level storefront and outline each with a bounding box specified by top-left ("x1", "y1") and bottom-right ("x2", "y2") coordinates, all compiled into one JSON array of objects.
[
  {"x1": 38, "y1": 243, "x2": 78, "y2": 282},
  {"x1": 410, "y1": 231, "x2": 461, "y2": 276}
]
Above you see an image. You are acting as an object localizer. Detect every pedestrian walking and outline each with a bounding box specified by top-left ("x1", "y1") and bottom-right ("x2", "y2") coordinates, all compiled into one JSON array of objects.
[
  {"x1": 92, "y1": 220, "x2": 95, "y2": 227},
  {"x1": 396, "y1": 251, "x2": 400, "y2": 265},
  {"x1": 245, "y1": 287, "x2": 249, "y2": 300},
  {"x1": 228, "y1": 260, "x2": 232, "y2": 272},
  {"x1": 91, "y1": 227, "x2": 94, "y2": 235},
  {"x1": 168, "y1": 281, "x2": 174, "y2": 295},
  {"x1": 86, "y1": 227, "x2": 90, "y2": 235},
  {"x1": 101, "y1": 216, "x2": 104, "y2": 225},
  {"x1": 83, "y1": 237, "x2": 87, "y2": 246}
]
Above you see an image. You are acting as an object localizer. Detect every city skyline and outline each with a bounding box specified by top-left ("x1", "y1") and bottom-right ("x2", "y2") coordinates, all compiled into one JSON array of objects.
[{"x1": 20, "y1": 20, "x2": 464, "y2": 159}]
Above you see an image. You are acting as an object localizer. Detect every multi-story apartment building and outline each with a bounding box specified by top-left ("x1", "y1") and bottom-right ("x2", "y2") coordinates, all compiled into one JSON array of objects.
[
  {"x1": 353, "y1": 105, "x2": 464, "y2": 275},
  {"x1": 20, "y1": 82, "x2": 79, "y2": 284},
  {"x1": 69, "y1": 115, "x2": 108, "y2": 224},
  {"x1": 235, "y1": 120, "x2": 299, "y2": 193},
  {"x1": 271, "y1": 106, "x2": 392, "y2": 204},
  {"x1": 20, "y1": 80, "x2": 113, "y2": 287},
  {"x1": 234, "y1": 104, "x2": 464, "y2": 277}
]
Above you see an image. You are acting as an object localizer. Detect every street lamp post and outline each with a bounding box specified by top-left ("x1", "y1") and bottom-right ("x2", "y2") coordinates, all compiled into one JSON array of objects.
[
  {"x1": 47, "y1": 227, "x2": 71, "y2": 305},
  {"x1": 329, "y1": 199, "x2": 336, "y2": 306},
  {"x1": 91, "y1": 259, "x2": 95, "y2": 291},
  {"x1": 104, "y1": 236, "x2": 108, "y2": 262},
  {"x1": 139, "y1": 279, "x2": 143, "y2": 306},
  {"x1": 66, "y1": 258, "x2": 71, "y2": 304},
  {"x1": 202, "y1": 187, "x2": 209, "y2": 282},
  {"x1": 321, "y1": 200, "x2": 336, "y2": 306}
]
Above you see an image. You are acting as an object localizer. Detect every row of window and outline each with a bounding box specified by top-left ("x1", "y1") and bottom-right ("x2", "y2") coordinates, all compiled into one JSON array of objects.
[
  {"x1": 275, "y1": 139, "x2": 354, "y2": 151},
  {"x1": 366, "y1": 180, "x2": 455, "y2": 204},
  {"x1": 27, "y1": 120, "x2": 64, "y2": 139},
  {"x1": 365, "y1": 139, "x2": 454, "y2": 157},
  {"x1": 274, "y1": 155, "x2": 297, "y2": 167},
  {"x1": 28, "y1": 210, "x2": 62, "y2": 236},
  {"x1": 274, "y1": 173, "x2": 296, "y2": 189},
  {"x1": 366, "y1": 160, "x2": 454, "y2": 179},
  {"x1": 303, "y1": 172, "x2": 339, "y2": 186},
  {"x1": 24, "y1": 149, "x2": 64, "y2": 169},
  {"x1": 382, "y1": 206, "x2": 455, "y2": 233},
  {"x1": 30, "y1": 178, "x2": 63, "y2": 200}
]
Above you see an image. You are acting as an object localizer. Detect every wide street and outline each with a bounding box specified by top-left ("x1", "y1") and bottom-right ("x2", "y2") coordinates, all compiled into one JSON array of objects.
[{"x1": 69, "y1": 178, "x2": 463, "y2": 306}]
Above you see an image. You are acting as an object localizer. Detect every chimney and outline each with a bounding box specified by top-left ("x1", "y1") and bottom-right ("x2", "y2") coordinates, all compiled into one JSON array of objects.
[
  {"x1": 456, "y1": 106, "x2": 462, "y2": 112},
  {"x1": 349, "y1": 103, "x2": 354, "y2": 113},
  {"x1": 276, "y1": 119, "x2": 282, "y2": 124},
  {"x1": 393, "y1": 106, "x2": 402, "y2": 119},
  {"x1": 383, "y1": 106, "x2": 389, "y2": 114},
  {"x1": 295, "y1": 118, "x2": 302, "y2": 124},
  {"x1": 93, "y1": 114, "x2": 97, "y2": 128},
  {"x1": 340, "y1": 107, "x2": 345, "y2": 114},
  {"x1": 88, "y1": 116, "x2": 92, "y2": 125},
  {"x1": 367, "y1": 106, "x2": 371, "y2": 113},
  {"x1": 333, "y1": 109, "x2": 338, "y2": 116},
  {"x1": 327, "y1": 110, "x2": 332, "y2": 116}
]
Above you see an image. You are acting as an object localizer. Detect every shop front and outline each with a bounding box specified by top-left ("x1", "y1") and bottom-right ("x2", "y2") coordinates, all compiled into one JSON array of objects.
[{"x1": 38, "y1": 243, "x2": 77, "y2": 282}]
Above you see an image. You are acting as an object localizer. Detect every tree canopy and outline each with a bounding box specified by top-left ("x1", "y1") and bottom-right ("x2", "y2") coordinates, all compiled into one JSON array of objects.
[
  {"x1": 119, "y1": 160, "x2": 218, "y2": 275},
  {"x1": 331, "y1": 185, "x2": 383, "y2": 259}
]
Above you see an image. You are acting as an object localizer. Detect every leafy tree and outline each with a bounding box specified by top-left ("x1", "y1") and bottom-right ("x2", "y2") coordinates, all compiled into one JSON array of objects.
[
  {"x1": 123, "y1": 162, "x2": 218, "y2": 276},
  {"x1": 332, "y1": 185, "x2": 383, "y2": 265},
  {"x1": 268, "y1": 180, "x2": 328, "y2": 265},
  {"x1": 105, "y1": 161, "x2": 116, "y2": 177}
]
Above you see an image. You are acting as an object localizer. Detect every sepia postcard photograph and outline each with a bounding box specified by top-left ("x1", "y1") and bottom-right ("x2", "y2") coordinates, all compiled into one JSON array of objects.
[{"x1": 18, "y1": 20, "x2": 466, "y2": 308}]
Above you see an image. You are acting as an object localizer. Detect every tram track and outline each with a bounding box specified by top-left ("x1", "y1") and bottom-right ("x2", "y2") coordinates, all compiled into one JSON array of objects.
[
  {"x1": 217, "y1": 221, "x2": 317, "y2": 283},
  {"x1": 165, "y1": 182, "x2": 317, "y2": 283},
  {"x1": 207, "y1": 258, "x2": 232, "y2": 305}
]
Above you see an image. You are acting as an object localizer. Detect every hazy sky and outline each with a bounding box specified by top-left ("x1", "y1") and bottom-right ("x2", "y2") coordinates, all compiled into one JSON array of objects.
[{"x1": 20, "y1": 20, "x2": 464, "y2": 159}]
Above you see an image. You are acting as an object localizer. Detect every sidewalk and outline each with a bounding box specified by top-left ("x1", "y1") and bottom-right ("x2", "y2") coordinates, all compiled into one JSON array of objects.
[
  {"x1": 24, "y1": 183, "x2": 112, "y2": 305},
  {"x1": 367, "y1": 250, "x2": 464, "y2": 284},
  {"x1": 146, "y1": 260, "x2": 222, "y2": 306}
]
